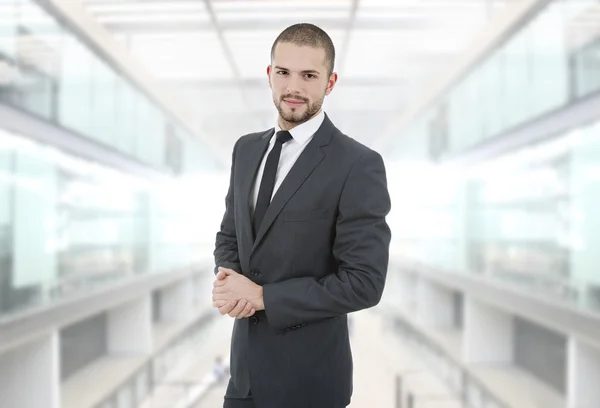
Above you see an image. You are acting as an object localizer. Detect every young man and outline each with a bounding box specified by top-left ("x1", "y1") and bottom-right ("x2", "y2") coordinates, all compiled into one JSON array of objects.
[{"x1": 212, "y1": 23, "x2": 391, "y2": 408}]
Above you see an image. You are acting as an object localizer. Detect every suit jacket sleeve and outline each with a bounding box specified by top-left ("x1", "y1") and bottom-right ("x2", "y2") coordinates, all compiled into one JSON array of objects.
[
  {"x1": 213, "y1": 139, "x2": 242, "y2": 275},
  {"x1": 262, "y1": 150, "x2": 391, "y2": 330}
]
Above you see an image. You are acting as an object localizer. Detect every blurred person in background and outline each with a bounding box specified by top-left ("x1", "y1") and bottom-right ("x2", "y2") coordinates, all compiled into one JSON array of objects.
[
  {"x1": 212, "y1": 23, "x2": 391, "y2": 408},
  {"x1": 212, "y1": 355, "x2": 229, "y2": 384}
]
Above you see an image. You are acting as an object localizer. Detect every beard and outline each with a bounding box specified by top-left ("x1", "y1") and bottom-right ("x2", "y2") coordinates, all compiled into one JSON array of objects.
[{"x1": 274, "y1": 93, "x2": 324, "y2": 124}]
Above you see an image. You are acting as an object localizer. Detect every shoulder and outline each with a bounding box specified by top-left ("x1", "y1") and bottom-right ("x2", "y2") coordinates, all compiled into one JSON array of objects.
[
  {"x1": 330, "y1": 127, "x2": 384, "y2": 166},
  {"x1": 227, "y1": 128, "x2": 273, "y2": 157},
  {"x1": 236, "y1": 129, "x2": 273, "y2": 148}
]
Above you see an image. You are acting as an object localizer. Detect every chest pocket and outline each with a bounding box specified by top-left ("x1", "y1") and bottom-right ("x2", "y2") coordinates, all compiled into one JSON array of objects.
[{"x1": 283, "y1": 208, "x2": 331, "y2": 222}]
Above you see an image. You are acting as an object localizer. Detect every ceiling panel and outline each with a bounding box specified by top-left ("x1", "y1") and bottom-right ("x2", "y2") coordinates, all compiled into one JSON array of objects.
[
  {"x1": 212, "y1": 0, "x2": 352, "y2": 12},
  {"x1": 87, "y1": 2, "x2": 207, "y2": 14},
  {"x1": 96, "y1": 13, "x2": 210, "y2": 24},
  {"x1": 343, "y1": 27, "x2": 478, "y2": 78},
  {"x1": 78, "y1": 0, "x2": 512, "y2": 151},
  {"x1": 129, "y1": 32, "x2": 234, "y2": 80}
]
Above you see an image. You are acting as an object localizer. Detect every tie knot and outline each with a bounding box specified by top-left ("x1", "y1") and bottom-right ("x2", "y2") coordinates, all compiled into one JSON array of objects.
[{"x1": 275, "y1": 130, "x2": 293, "y2": 144}]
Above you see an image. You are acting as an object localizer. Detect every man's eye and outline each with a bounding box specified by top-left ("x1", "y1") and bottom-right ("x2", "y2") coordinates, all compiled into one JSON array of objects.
[{"x1": 277, "y1": 70, "x2": 288, "y2": 75}]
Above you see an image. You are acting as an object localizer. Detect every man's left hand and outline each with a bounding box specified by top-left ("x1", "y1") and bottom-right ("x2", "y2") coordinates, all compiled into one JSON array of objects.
[{"x1": 212, "y1": 268, "x2": 265, "y2": 311}]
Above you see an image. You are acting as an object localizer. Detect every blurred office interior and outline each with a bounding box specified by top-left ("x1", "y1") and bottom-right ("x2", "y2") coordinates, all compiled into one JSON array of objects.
[{"x1": 0, "y1": 0, "x2": 600, "y2": 407}]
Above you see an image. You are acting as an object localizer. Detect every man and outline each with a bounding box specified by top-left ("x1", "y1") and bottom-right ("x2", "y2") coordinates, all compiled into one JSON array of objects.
[{"x1": 212, "y1": 23, "x2": 391, "y2": 408}]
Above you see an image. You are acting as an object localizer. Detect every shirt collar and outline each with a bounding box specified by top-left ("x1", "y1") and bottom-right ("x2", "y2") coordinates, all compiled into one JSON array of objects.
[{"x1": 274, "y1": 110, "x2": 325, "y2": 145}]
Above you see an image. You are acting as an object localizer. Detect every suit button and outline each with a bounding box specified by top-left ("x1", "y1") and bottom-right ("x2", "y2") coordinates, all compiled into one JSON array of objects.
[
  {"x1": 250, "y1": 316, "x2": 259, "y2": 325},
  {"x1": 251, "y1": 269, "x2": 260, "y2": 276}
]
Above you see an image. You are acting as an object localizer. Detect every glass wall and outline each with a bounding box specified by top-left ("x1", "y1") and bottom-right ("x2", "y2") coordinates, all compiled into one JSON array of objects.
[
  {"x1": 388, "y1": 118, "x2": 600, "y2": 314},
  {"x1": 0, "y1": 0, "x2": 205, "y2": 173},
  {"x1": 387, "y1": 0, "x2": 600, "y2": 314},
  {"x1": 407, "y1": 0, "x2": 600, "y2": 159},
  {"x1": 0, "y1": 127, "x2": 217, "y2": 317}
]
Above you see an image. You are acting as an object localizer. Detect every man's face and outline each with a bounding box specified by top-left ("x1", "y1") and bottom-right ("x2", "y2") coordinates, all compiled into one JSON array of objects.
[{"x1": 267, "y1": 42, "x2": 337, "y2": 126}]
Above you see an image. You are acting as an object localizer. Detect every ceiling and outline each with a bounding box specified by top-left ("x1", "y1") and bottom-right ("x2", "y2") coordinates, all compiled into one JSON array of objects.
[{"x1": 80, "y1": 0, "x2": 510, "y2": 155}]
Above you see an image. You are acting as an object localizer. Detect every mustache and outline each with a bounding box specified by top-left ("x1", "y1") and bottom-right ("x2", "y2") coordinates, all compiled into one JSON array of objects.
[{"x1": 281, "y1": 95, "x2": 308, "y2": 103}]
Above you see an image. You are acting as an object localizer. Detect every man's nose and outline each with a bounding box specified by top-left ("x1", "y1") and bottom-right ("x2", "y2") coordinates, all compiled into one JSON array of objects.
[{"x1": 286, "y1": 75, "x2": 302, "y2": 94}]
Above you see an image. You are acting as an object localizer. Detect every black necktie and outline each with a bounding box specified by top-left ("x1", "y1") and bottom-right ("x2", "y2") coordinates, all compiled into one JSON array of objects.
[{"x1": 253, "y1": 130, "x2": 293, "y2": 237}]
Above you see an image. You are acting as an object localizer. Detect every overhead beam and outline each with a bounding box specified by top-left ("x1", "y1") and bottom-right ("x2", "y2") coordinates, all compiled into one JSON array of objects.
[
  {"x1": 337, "y1": 0, "x2": 360, "y2": 75},
  {"x1": 202, "y1": 0, "x2": 240, "y2": 79},
  {"x1": 202, "y1": 0, "x2": 263, "y2": 128},
  {"x1": 102, "y1": 17, "x2": 481, "y2": 33}
]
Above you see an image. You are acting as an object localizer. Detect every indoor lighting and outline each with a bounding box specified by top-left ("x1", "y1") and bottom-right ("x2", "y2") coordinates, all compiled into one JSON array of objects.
[
  {"x1": 213, "y1": 1, "x2": 351, "y2": 12},
  {"x1": 217, "y1": 11, "x2": 350, "y2": 21},
  {"x1": 88, "y1": 2, "x2": 206, "y2": 14},
  {"x1": 97, "y1": 13, "x2": 210, "y2": 24}
]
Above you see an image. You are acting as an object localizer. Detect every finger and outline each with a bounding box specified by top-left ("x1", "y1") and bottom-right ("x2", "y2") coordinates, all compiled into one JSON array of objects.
[
  {"x1": 213, "y1": 293, "x2": 229, "y2": 302},
  {"x1": 212, "y1": 286, "x2": 226, "y2": 295},
  {"x1": 236, "y1": 302, "x2": 255, "y2": 319},
  {"x1": 218, "y1": 300, "x2": 237, "y2": 315},
  {"x1": 219, "y1": 267, "x2": 237, "y2": 276},
  {"x1": 228, "y1": 299, "x2": 247, "y2": 318},
  {"x1": 213, "y1": 299, "x2": 228, "y2": 308},
  {"x1": 213, "y1": 279, "x2": 227, "y2": 287},
  {"x1": 236, "y1": 301, "x2": 254, "y2": 319},
  {"x1": 218, "y1": 300, "x2": 234, "y2": 315},
  {"x1": 216, "y1": 270, "x2": 227, "y2": 280}
]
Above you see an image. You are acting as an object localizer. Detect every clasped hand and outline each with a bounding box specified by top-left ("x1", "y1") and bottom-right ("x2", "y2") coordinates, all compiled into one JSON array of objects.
[{"x1": 212, "y1": 267, "x2": 264, "y2": 319}]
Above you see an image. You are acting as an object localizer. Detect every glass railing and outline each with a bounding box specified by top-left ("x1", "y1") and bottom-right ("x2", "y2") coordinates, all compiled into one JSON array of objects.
[
  {"x1": 388, "y1": 117, "x2": 600, "y2": 315},
  {"x1": 0, "y1": 127, "x2": 219, "y2": 318}
]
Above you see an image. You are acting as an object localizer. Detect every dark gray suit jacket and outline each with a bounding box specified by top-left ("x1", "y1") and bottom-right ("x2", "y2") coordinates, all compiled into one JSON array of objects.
[{"x1": 214, "y1": 113, "x2": 391, "y2": 408}]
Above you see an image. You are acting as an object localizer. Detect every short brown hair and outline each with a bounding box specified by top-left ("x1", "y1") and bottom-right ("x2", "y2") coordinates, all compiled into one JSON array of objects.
[{"x1": 270, "y1": 23, "x2": 336, "y2": 76}]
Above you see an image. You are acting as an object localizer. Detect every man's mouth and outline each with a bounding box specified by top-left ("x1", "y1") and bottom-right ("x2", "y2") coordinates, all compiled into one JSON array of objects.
[{"x1": 283, "y1": 98, "x2": 306, "y2": 107}]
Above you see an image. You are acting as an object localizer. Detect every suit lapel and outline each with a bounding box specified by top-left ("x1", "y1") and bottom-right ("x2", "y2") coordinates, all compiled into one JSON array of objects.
[
  {"x1": 251, "y1": 115, "x2": 334, "y2": 253},
  {"x1": 239, "y1": 129, "x2": 273, "y2": 252}
]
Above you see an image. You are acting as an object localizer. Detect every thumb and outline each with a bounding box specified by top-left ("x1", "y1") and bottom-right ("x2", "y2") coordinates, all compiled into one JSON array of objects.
[{"x1": 217, "y1": 267, "x2": 236, "y2": 279}]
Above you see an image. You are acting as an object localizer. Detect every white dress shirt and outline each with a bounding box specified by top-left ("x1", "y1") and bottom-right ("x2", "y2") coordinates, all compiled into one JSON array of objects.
[{"x1": 250, "y1": 110, "x2": 325, "y2": 212}]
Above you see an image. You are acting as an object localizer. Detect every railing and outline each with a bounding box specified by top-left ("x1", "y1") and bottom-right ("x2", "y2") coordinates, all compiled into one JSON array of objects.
[
  {"x1": 93, "y1": 311, "x2": 215, "y2": 408},
  {"x1": 391, "y1": 314, "x2": 509, "y2": 408}
]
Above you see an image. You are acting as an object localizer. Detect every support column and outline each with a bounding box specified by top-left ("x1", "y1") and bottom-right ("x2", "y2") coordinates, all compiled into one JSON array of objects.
[
  {"x1": 108, "y1": 295, "x2": 152, "y2": 354},
  {"x1": 567, "y1": 337, "x2": 600, "y2": 408},
  {"x1": 463, "y1": 297, "x2": 514, "y2": 364},
  {"x1": 415, "y1": 278, "x2": 454, "y2": 328},
  {"x1": 159, "y1": 277, "x2": 193, "y2": 322},
  {"x1": 0, "y1": 332, "x2": 59, "y2": 408}
]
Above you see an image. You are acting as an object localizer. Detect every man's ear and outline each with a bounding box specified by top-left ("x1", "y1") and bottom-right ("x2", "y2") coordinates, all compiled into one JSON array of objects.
[
  {"x1": 267, "y1": 65, "x2": 272, "y2": 88},
  {"x1": 325, "y1": 72, "x2": 338, "y2": 96}
]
